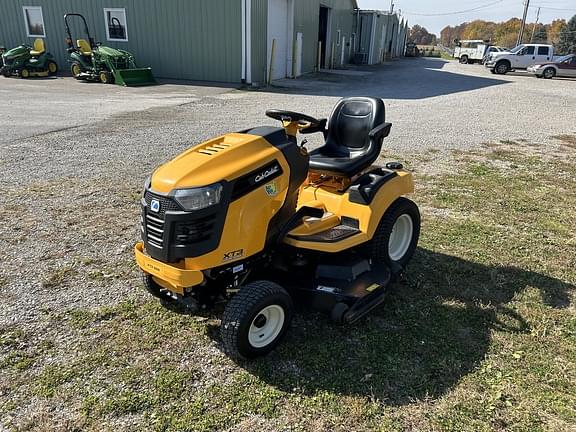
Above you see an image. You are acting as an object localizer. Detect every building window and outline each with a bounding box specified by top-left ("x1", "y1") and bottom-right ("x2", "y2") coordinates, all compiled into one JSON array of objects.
[
  {"x1": 22, "y1": 6, "x2": 45, "y2": 38},
  {"x1": 104, "y1": 8, "x2": 128, "y2": 41}
]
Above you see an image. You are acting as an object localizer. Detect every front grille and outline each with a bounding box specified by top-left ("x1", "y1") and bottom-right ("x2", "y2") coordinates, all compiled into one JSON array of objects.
[
  {"x1": 144, "y1": 191, "x2": 181, "y2": 217},
  {"x1": 141, "y1": 187, "x2": 229, "y2": 262},
  {"x1": 142, "y1": 192, "x2": 182, "y2": 249},
  {"x1": 145, "y1": 212, "x2": 165, "y2": 249}
]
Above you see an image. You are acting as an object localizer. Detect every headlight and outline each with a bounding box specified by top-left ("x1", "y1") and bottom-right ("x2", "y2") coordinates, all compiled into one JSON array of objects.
[
  {"x1": 173, "y1": 184, "x2": 223, "y2": 211},
  {"x1": 532, "y1": 64, "x2": 541, "y2": 69}
]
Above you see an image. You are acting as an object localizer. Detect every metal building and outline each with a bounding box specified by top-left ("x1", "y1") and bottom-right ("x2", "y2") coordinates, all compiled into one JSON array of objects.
[
  {"x1": 355, "y1": 10, "x2": 408, "y2": 65},
  {"x1": 0, "y1": 0, "x2": 363, "y2": 84}
]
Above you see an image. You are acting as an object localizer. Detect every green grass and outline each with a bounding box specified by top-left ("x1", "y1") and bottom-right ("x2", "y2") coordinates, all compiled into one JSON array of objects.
[{"x1": 1, "y1": 140, "x2": 575, "y2": 431}]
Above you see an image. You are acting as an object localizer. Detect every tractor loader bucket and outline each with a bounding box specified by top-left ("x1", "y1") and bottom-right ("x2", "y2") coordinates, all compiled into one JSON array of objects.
[{"x1": 113, "y1": 67, "x2": 155, "y2": 87}]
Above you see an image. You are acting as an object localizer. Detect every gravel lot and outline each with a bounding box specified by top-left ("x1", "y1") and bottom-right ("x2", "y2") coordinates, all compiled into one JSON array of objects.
[
  {"x1": 1, "y1": 56, "x2": 574, "y2": 326},
  {"x1": 0, "y1": 57, "x2": 574, "y2": 429}
]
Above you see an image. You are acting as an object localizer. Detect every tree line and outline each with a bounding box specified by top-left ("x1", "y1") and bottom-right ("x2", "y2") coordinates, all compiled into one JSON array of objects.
[{"x1": 437, "y1": 15, "x2": 576, "y2": 54}]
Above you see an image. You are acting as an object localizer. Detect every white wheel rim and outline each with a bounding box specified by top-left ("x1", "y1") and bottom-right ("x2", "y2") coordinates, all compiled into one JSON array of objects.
[
  {"x1": 388, "y1": 214, "x2": 414, "y2": 261},
  {"x1": 248, "y1": 305, "x2": 285, "y2": 348}
]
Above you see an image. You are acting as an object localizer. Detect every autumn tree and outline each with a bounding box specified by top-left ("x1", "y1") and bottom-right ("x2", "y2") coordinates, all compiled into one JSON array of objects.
[
  {"x1": 557, "y1": 15, "x2": 576, "y2": 54},
  {"x1": 548, "y1": 19, "x2": 567, "y2": 46},
  {"x1": 408, "y1": 25, "x2": 437, "y2": 45}
]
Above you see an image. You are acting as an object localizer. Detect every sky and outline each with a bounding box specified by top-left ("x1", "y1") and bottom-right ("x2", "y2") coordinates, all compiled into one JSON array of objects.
[{"x1": 357, "y1": 0, "x2": 576, "y2": 35}]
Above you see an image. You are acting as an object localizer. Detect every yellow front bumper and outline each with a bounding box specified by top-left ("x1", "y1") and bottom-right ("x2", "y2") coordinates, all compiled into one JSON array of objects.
[{"x1": 134, "y1": 242, "x2": 204, "y2": 294}]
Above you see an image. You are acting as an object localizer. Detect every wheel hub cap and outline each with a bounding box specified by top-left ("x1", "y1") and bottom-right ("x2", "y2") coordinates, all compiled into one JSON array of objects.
[
  {"x1": 248, "y1": 305, "x2": 285, "y2": 348},
  {"x1": 388, "y1": 214, "x2": 414, "y2": 261}
]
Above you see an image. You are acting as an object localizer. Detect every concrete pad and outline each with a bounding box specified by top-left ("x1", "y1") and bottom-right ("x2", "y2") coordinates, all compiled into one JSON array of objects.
[{"x1": 0, "y1": 76, "x2": 235, "y2": 144}]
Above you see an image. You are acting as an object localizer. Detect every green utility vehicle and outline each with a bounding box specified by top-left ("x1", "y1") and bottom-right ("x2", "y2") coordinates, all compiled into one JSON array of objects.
[
  {"x1": 64, "y1": 13, "x2": 155, "y2": 86},
  {"x1": 0, "y1": 39, "x2": 58, "y2": 78}
]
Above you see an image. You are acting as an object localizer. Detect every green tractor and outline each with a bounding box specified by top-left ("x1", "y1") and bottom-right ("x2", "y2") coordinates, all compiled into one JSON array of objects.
[
  {"x1": 0, "y1": 39, "x2": 58, "y2": 78},
  {"x1": 64, "y1": 13, "x2": 155, "y2": 86}
]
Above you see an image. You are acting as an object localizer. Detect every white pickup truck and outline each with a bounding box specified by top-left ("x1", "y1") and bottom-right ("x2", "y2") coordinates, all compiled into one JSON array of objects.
[{"x1": 485, "y1": 44, "x2": 557, "y2": 74}]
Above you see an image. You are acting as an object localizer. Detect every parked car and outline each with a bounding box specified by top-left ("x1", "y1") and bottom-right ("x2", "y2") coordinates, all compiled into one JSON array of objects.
[
  {"x1": 527, "y1": 54, "x2": 576, "y2": 79},
  {"x1": 482, "y1": 46, "x2": 507, "y2": 65},
  {"x1": 485, "y1": 44, "x2": 557, "y2": 74},
  {"x1": 454, "y1": 39, "x2": 494, "y2": 64}
]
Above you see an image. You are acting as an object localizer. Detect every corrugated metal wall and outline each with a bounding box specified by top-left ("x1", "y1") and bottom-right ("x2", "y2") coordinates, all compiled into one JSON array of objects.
[
  {"x1": 0, "y1": 0, "x2": 243, "y2": 82},
  {"x1": 356, "y1": 11, "x2": 403, "y2": 64},
  {"x1": 293, "y1": 0, "x2": 356, "y2": 73},
  {"x1": 250, "y1": 0, "x2": 268, "y2": 85}
]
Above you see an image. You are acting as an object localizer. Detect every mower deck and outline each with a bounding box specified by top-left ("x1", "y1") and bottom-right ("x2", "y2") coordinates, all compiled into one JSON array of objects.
[{"x1": 275, "y1": 252, "x2": 394, "y2": 323}]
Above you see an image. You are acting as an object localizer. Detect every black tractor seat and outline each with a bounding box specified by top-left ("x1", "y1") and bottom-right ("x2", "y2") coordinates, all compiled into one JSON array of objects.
[{"x1": 306, "y1": 97, "x2": 391, "y2": 177}]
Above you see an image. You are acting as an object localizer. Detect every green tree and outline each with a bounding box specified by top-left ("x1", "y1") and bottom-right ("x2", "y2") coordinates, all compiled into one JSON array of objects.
[{"x1": 557, "y1": 15, "x2": 576, "y2": 54}]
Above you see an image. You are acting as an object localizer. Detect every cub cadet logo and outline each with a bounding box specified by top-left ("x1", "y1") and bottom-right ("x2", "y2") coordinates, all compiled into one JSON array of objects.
[
  {"x1": 254, "y1": 164, "x2": 280, "y2": 183},
  {"x1": 150, "y1": 199, "x2": 160, "y2": 213},
  {"x1": 223, "y1": 249, "x2": 244, "y2": 262}
]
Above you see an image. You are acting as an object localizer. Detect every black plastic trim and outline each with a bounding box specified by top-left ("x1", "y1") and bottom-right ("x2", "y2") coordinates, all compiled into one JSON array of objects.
[
  {"x1": 231, "y1": 159, "x2": 283, "y2": 200},
  {"x1": 348, "y1": 168, "x2": 398, "y2": 205}
]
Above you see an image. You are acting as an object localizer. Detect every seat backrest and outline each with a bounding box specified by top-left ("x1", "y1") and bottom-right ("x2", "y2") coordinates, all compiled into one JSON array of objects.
[
  {"x1": 33, "y1": 38, "x2": 45, "y2": 54},
  {"x1": 324, "y1": 97, "x2": 385, "y2": 156},
  {"x1": 77, "y1": 39, "x2": 92, "y2": 56}
]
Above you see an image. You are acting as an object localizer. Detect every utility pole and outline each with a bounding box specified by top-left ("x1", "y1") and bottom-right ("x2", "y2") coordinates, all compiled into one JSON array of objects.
[
  {"x1": 530, "y1": 7, "x2": 541, "y2": 43},
  {"x1": 516, "y1": 0, "x2": 530, "y2": 46}
]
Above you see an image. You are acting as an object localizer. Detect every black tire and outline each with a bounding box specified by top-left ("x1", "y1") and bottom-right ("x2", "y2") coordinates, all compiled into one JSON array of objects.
[
  {"x1": 542, "y1": 67, "x2": 555, "y2": 79},
  {"x1": 331, "y1": 302, "x2": 349, "y2": 324},
  {"x1": 71, "y1": 62, "x2": 82, "y2": 79},
  {"x1": 47, "y1": 61, "x2": 58, "y2": 76},
  {"x1": 459, "y1": 55, "x2": 468, "y2": 64},
  {"x1": 99, "y1": 71, "x2": 114, "y2": 84},
  {"x1": 221, "y1": 280, "x2": 293, "y2": 359},
  {"x1": 1, "y1": 69, "x2": 10, "y2": 78},
  {"x1": 490, "y1": 69, "x2": 496, "y2": 74},
  {"x1": 360, "y1": 197, "x2": 421, "y2": 268},
  {"x1": 495, "y1": 61, "x2": 509, "y2": 75}
]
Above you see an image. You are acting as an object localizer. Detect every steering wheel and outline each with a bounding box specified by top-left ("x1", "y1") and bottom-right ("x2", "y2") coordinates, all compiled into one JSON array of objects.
[{"x1": 265, "y1": 110, "x2": 322, "y2": 129}]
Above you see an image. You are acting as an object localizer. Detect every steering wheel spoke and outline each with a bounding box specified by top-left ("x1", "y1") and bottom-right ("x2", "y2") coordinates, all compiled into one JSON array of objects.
[{"x1": 266, "y1": 109, "x2": 321, "y2": 130}]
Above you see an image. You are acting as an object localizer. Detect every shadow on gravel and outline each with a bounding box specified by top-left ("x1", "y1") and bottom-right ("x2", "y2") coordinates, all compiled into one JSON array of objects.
[
  {"x1": 265, "y1": 58, "x2": 509, "y2": 100},
  {"x1": 236, "y1": 248, "x2": 573, "y2": 405}
]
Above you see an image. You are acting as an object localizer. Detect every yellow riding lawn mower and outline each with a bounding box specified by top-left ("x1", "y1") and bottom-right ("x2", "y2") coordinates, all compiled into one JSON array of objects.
[{"x1": 135, "y1": 97, "x2": 420, "y2": 359}]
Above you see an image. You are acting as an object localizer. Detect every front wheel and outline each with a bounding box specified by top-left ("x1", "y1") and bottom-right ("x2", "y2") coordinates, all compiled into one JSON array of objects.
[
  {"x1": 221, "y1": 281, "x2": 293, "y2": 359},
  {"x1": 459, "y1": 55, "x2": 468, "y2": 64},
  {"x1": 360, "y1": 197, "x2": 421, "y2": 268},
  {"x1": 542, "y1": 67, "x2": 555, "y2": 79},
  {"x1": 495, "y1": 61, "x2": 509, "y2": 75},
  {"x1": 20, "y1": 68, "x2": 30, "y2": 79},
  {"x1": 99, "y1": 71, "x2": 114, "y2": 84}
]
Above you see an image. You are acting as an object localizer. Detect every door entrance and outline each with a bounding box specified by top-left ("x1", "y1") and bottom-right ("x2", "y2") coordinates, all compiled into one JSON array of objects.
[
  {"x1": 268, "y1": 0, "x2": 289, "y2": 81},
  {"x1": 318, "y1": 6, "x2": 329, "y2": 69}
]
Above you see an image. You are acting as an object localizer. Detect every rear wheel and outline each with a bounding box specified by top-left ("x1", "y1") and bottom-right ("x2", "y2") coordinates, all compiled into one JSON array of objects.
[
  {"x1": 543, "y1": 67, "x2": 555, "y2": 79},
  {"x1": 20, "y1": 68, "x2": 30, "y2": 79},
  {"x1": 47, "y1": 61, "x2": 58, "y2": 76},
  {"x1": 221, "y1": 280, "x2": 293, "y2": 359},
  {"x1": 71, "y1": 62, "x2": 82, "y2": 79},
  {"x1": 360, "y1": 197, "x2": 421, "y2": 268}
]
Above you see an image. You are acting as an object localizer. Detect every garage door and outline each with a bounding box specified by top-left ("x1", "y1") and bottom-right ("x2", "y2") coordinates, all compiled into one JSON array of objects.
[{"x1": 267, "y1": 0, "x2": 289, "y2": 80}]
